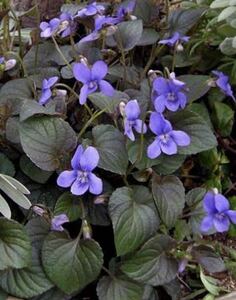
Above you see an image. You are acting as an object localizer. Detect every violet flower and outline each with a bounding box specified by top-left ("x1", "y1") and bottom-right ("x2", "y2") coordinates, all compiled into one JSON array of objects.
[
  {"x1": 40, "y1": 18, "x2": 61, "y2": 38},
  {"x1": 73, "y1": 60, "x2": 114, "y2": 104},
  {"x1": 152, "y1": 75, "x2": 187, "y2": 112},
  {"x1": 114, "y1": 0, "x2": 136, "y2": 22},
  {"x1": 212, "y1": 70, "x2": 235, "y2": 101},
  {"x1": 39, "y1": 76, "x2": 59, "y2": 105},
  {"x1": 201, "y1": 190, "x2": 236, "y2": 233},
  {"x1": 159, "y1": 32, "x2": 190, "y2": 47},
  {"x1": 147, "y1": 112, "x2": 190, "y2": 159},
  {"x1": 76, "y1": 1, "x2": 105, "y2": 18},
  {"x1": 79, "y1": 15, "x2": 117, "y2": 44},
  {"x1": 124, "y1": 100, "x2": 147, "y2": 141},
  {"x1": 58, "y1": 12, "x2": 76, "y2": 37},
  {"x1": 51, "y1": 214, "x2": 69, "y2": 231},
  {"x1": 0, "y1": 57, "x2": 16, "y2": 71},
  {"x1": 57, "y1": 145, "x2": 103, "y2": 196}
]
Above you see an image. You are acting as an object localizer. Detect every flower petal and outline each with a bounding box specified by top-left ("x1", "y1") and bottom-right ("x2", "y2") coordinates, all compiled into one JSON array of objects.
[
  {"x1": 160, "y1": 138, "x2": 177, "y2": 155},
  {"x1": 149, "y1": 112, "x2": 167, "y2": 135},
  {"x1": 99, "y1": 80, "x2": 114, "y2": 96},
  {"x1": 80, "y1": 146, "x2": 99, "y2": 171},
  {"x1": 170, "y1": 130, "x2": 190, "y2": 146},
  {"x1": 200, "y1": 216, "x2": 213, "y2": 232},
  {"x1": 57, "y1": 170, "x2": 77, "y2": 187},
  {"x1": 147, "y1": 139, "x2": 161, "y2": 159},
  {"x1": 71, "y1": 145, "x2": 84, "y2": 170},
  {"x1": 178, "y1": 92, "x2": 187, "y2": 109},
  {"x1": 153, "y1": 77, "x2": 169, "y2": 94},
  {"x1": 154, "y1": 95, "x2": 166, "y2": 113},
  {"x1": 203, "y1": 191, "x2": 217, "y2": 214},
  {"x1": 73, "y1": 63, "x2": 91, "y2": 83},
  {"x1": 226, "y1": 210, "x2": 236, "y2": 224},
  {"x1": 134, "y1": 119, "x2": 147, "y2": 134},
  {"x1": 89, "y1": 173, "x2": 103, "y2": 195},
  {"x1": 47, "y1": 76, "x2": 59, "y2": 88},
  {"x1": 92, "y1": 60, "x2": 108, "y2": 80},
  {"x1": 215, "y1": 194, "x2": 230, "y2": 212},
  {"x1": 71, "y1": 180, "x2": 89, "y2": 195},
  {"x1": 213, "y1": 215, "x2": 230, "y2": 233},
  {"x1": 165, "y1": 98, "x2": 180, "y2": 112},
  {"x1": 125, "y1": 100, "x2": 140, "y2": 120},
  {"x1": 79, "y1": 31, "x2": 100, "y2": 43},
  {"x1": 124, "y1": 120, "x2": 135, "y2": 141},
  {"x1": 80, "y1": 84, "x2": 89, "y2": 105},
  {"x1": 39, "y1": 89, "x2": 52, "y2": 105},
  {"x1": 51, "y1": 214, "x2": 69, "y2": 231}
]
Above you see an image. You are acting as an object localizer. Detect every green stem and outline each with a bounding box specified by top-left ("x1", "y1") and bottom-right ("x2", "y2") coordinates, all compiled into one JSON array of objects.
[
  {"x1": 52, "y1": 35, "x2": 72, "y2": 70},
  {"x1": 102, "y1": 266, "x2": 116, "y2": 280},
  {"x1": 78, "y1": 109, "x2": 106, "y2": 139}
]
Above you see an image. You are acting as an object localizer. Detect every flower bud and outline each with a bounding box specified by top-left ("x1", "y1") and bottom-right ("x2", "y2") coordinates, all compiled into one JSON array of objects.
[
  {"x1": 119, "y1": 101, "x2": 126, "y2": 117},
  {"x1": 129, "y1": 15, "x2": 137, "y2": 20},
  {"x1": 176, "y1": 43, "x2": 184, "y2": 52},
  {"x1": 212, "y1": 187, "x2": 219, "y2": 194},
  {"x1": 82, "y1": 220, "x2": 92, "y2": 239},
  {"x1": 32, "y1": 205, "x2": 45, "y2": 216},
  {"x1": 79, "y1": 56, "x2": 88, "y2": 66},
  {"x1": 55, "y1": 89, "x2": 67, "y2": 97},
  {"x1": 148, "y1": 69, "x2": 157, "y2": 81},
  {"x1": 5, "y1": 59, "x2": 16, "y2": 71}
]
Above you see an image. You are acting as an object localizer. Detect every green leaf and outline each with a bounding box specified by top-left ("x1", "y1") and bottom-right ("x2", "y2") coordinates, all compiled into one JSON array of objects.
[
  {"x1": 109, "y1": 186, "x2": 159, "y2": 256},
  {"x1": 152, "y1": 175, "x2": 185, "y2": 228},
  {"x1": 192, "y1": 245, "x2": 226, "y2": 273},
  {"x1": 54, "y1": 192, "x2": 82, "y2": 222},
  {"x1": 19, "y1": 116, "x2": 77, "y2": 171},
  {"x1": 169, "y1": 110, "x2": 217, "y2": 155},
  {"x1": 42, "y1": 232, "x2": 103, "y2": 294},
  {"x1": 0, "y1": 78, "x2": 34, "y2": 115},
  {"x1": 178, "y1": 75, "x2": 210, "y2": 102},
  {"x1": 121, "y1": 235, "x2": 178, "y2": 286},
  {"x1": 0, "y1": 218, "x2": 31, "y2": 270},
  {"x1": 212, "y1": 102, "x2": 234, "y2": 136},
  {"x1": 142, "y1": 285, "x2": 159, "y2": 300},
  {"x1": 137, "y1": 29, "x2": 159, "y2": 46},
  {"x1": 210, "y1": 0, "x2": 230, "y2": 8},
  {"x1": 218, "y1": 7, "x2": 236, "y2": 21},
  {"x1": 0, "y1": 174, "x2": 31, "y2": 209},
  {"x1": 220, "y1": 38, "x2": 236, "y2": 55},
  {"x1": 97, "y1": 275, "x2": 144, "y2": 300},
  {"x1": 174, "y1": 220, "x2": 190, "y2": 242},
  {"x1": 88, "y1": 91, "x2": 129, "y2": 113},
  {"x1": 134, "y1": 0, "x2": 159, "y2": 25},
  {"x1": 20, "y1": 155, "x2": 53, "y2": 184},
  {"x1": 114, "y1": 20, "x2": 143, "y2": 51},
  {"x1": 168, "y1": 8, "x2": 206, "y2": 35},
  {"x1": 188, "y1": 103, "x2": 212, "y2": 128},
  {"x1": 186, "y1": 187, "x2": 206, "y2": 206},
  {"x1": 20, "y1": 101, "x2": 59, "y2": 122},
  {"x1": 30, "y1": 287, "x2": 66, "y2": 300},
  {"x1": 93, "y1": 125, "x2": 128, "y2": 175},
  {"x1": 0, "y1": 218, "x2": 53, "y2": 298},
  {"x1": 0, "y1": 288, "x2": 7, "y2": 299},
  {"x1": 0, "y1": 194, "x2": 11, "y2": 219},
  {"x1": 0, "y1": 153, "x2": 15, "y2": 176},
  {"x1": 200, "y1": 269, "x2": 220, "y2": 296},
  {"x1": 153, "y1": 154, "x2": 186, "y2": 175},
  {"x1": 23, "y1": 42, "x2": 73, "y2": 72}
]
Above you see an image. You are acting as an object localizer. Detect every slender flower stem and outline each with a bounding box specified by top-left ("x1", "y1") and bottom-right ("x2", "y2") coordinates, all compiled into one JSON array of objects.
[
  {"x1": 102, "y1": 266, "x2": 116, "y2": 280},
  {"x1": 52, "y1": 35, "x2": 72, "y2": 70},
  {"x1": 78, "y1": 109, "x2": 106, "y2": 139}
]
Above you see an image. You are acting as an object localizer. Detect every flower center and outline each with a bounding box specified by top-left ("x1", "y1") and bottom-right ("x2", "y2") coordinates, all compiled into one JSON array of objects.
[
  {"x1": 215, "y1": 212, "x2": 226, "y2": 221},
  {"x1": 89, "y1": 81, "x2": 98, "y2": 89},
  {"x1": 77, "y1": 171, "x2": 89, "y2": 183},
  {"x1": 160, "y1": 134, "x2": 169, "y2": 144},
  {"x1": 167, "y1": 92, "x2": 176, "y2": 101}
]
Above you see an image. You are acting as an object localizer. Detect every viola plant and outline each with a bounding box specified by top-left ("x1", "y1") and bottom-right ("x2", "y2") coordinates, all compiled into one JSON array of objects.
[{"x1": 0, "y1": 0, "x2": 236, "y2": 299}]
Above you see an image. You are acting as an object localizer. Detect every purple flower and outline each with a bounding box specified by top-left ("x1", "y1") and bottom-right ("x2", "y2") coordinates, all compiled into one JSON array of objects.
[
  {"x1": 39, "y1": 76, "x2": 59, "y2": 105},
  {"x1": 58, "y1": 12, "x2": 76, "y2": 37},
  {"x1": 159, "y1": 32, "x2": 190, "y2": 47},
  {"x1": 0, "y1": 57, "x2": 16, "y2": 71},
  {"x1": 152, "y1": 75, "x2": 187, "y2": 112},
  {"x1": 79, "y1": 15, "x2": 117, "y2": 44},
  {"x1": 147, "y1": 112, "x2": 190, "y2": 159},
  {"x1": 51, "y1": 214, "x2": 69, "y2": 231},
  {"x1": 0, "y1": 56, "x2": 5, "y2": 65},
  {"x1": 114, "y1": 0, "x2": 136, "y2": 22},
  {"x1": 178, "y1": 258, "x2": 188, "y2": 273},
  {"x1": 57, "y1": 145, "x2": 103, "y2": 196},
  {"x1": 40, "y1": 18, "x2": 61, "y2": 38},
  {"x1": 73, "y1": 60, "x2": 114, "y2": 104},
  {"x1": 124, "y1": 100, "x2": 147, "y2": 141},
  {"x1": 200, "y1": 191, "x2": 236, "y2": 233},
  {"x1": 76, "y1": 1, "x2": 105, "y2": 18},
  {"x1": 212, "y1": 70, "x2": 235, "y2": 101}
]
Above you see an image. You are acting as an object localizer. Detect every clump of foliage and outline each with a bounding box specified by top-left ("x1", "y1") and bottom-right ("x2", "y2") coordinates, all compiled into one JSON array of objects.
[{"x1": 0, "y1": 0, "x2": 236, "y2": 299}]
